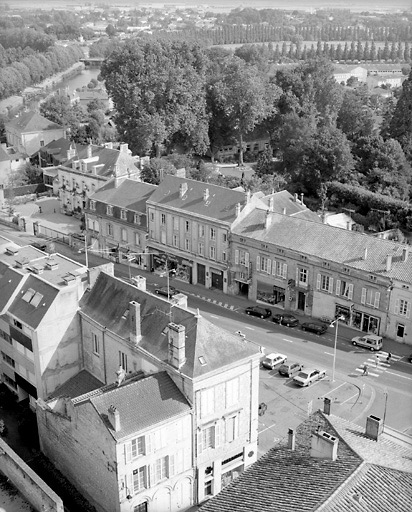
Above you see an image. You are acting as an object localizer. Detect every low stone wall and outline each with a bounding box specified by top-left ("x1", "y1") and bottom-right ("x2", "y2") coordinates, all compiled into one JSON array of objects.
[{"x1": 0, "y1": 437, "x2": 63, "y2": 512}]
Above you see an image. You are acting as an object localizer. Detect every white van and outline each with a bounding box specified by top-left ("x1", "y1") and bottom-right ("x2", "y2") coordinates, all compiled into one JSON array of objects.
[{"x1": 351, "y1": 334, "x2": 383, "y2": 351}]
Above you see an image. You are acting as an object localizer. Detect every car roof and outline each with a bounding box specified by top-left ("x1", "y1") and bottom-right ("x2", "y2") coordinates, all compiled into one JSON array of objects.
[
  {"x1": 364, "y1": 334, "x2": 382, "y2": 340},
  {"x1": 266, "y1": 352, "x2": 284, "y2": 358}
]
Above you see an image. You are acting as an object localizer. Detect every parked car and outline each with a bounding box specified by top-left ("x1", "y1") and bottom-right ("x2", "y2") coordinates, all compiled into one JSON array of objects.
[
  {"x1": 278, "y1": 362, "x2": 303, "y2": 377},
  {"x1": 245, "y1": 306, "x2": 272, "y2": 319},
  {"x1": 262, "y1": 352, "x2": 287, "y2": 370},
  {"x1": 301, "y1": 322, "x2": 328, "y2": 335},
  {"x1": 351, "y1": 334, "x2": 383, "y2": 351},
  {"x1": 272, "y1": 314, "x2": 299, "y2": 327},
  {"x1": 155, "y1": 286, "x2": 178, "y2": 298},
  {"x1": 30, "y1": 241, "x2": 47, "y2": 251},
  {"x1": 293, "y1": 368, "x2": 327, "y2": 387}
]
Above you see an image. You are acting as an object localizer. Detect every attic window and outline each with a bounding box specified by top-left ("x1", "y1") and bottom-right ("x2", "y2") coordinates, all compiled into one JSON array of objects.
[
  {"x1": 162, "y1": 327, "x2": 170, "y2": 336},
  {"x1": 121, "y1": 309, "x2": 129, "y2": 320},
  {"x1": 22, "y1": 289, "x2": 43, "y2": 307},
  {"x1": 22, "y1": 288, "x2": 36, "y2": 303},
  {"x1": 198, "y1": 356, "x2": 207, "y2": 366},
  {"x1": 369, "y1": 275, "x2": 377, "y2": 282},
  {"x1": 277, "y1": 248, "x2": 284, "y2": 254}
]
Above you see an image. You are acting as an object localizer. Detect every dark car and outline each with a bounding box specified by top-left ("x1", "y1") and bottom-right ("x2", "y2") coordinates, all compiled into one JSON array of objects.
[
  {"x1": 272, "y1": 314, "x2": 299, "y2": 327},
  {"x1": 301, "y1": 322, "x2": 328, "y2": 335},
  {"x1": 155, "y1": 286, "x2": 178, "y2": 298},
  {"x1": 278, "y1": 362, "x2": 303, "y2": 377},
  {"x1": 30, "y1": 241, "x2": 47, "y2": 252},
  {"x1": 245, "y1": 306, "x2": 272, "y2": 319}
]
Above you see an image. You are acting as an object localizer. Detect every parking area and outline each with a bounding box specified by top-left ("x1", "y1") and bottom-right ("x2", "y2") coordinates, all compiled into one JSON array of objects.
[{"x1": 257, "y1": 366, "x2": 369, "y2": 456}]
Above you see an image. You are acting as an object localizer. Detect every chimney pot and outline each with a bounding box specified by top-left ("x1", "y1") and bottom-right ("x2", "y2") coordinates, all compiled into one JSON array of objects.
[
  {"x1": 168, "y1": 322, "x2": 186, "y2": 369},
  {"x1": 365, "y1": 415, "x2": 383, "y2": 441},
  {"x1": 268, "y1": 197, "x2": 274, "y2": 212},
  {"x1": 264, "y1": 209, "x2": 272, "y2": 229},
  {"x1": 363, "y1": 247, "x2": 368, "y2": 260},
  {"x1": 203, "y1": 188, "x2": 209, "y2": 201},
  {"x1": 108, "y1": 405, "x2": 121, "y2": 431},
  {"x1": 386, "y1": 254, "x2": 392, "y2": 272},
  {"x1": 179, "y1": 182, "x2": 188, "y2": 199},
  {"x1": 235, "y1": 202, "x2": 241, "y2": 217},
  {"x1": 288, "y1": 428, "x2": 295, "y2": 450},
  {"x1": 87, "y1": 145, "x2": 92, "y2": 158},
  {"x1": 402, "y1": 247, "x2": 409, "y2": 262},
  {"x1": 283, "y1": 207, "x2": 286, "y2": 215},
  {"x1": 294, "y1": 193, "x2": 298, "y2": 202},
  {"x1": 129, "y1": 301, "x2": 141, "y2": 343},
  {"x1": 310, "y1": 430, "x2": 339, "y2": 461},
  {"x1": 300, "y1": 193, "x2": 304, "y2": 205}
]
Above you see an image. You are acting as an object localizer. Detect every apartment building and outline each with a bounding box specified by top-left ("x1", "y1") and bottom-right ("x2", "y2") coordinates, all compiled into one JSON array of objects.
[
  {"x1": 84, "y1": 178, "x2": 157, "y2": 269},
  {"x1": 231, "y1": 208, "x2": 412, "y2": 342},
  {"x1": 35, "y1": 271, "x2": 261, "y2": 511},
  {"x1": 58, "y1": 143, "x2": 140, "y2": 215},
  {"x1": 0, "y1": 237, "x2": 89, "y2": 405},
  {"x1": 146, "y1": 175, "x2": 266, "y2": 293}
]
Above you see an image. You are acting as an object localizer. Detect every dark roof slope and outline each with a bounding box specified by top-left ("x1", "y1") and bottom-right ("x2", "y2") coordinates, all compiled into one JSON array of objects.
[
  {"x1": 48, "y1": 369, "x2": 104, "y2": 400},
  {"x1": 6, "y1": 111, "x2": 63, "y2": 132},
  {"x1": 80, "y1": 272, "x2": 259, "y2": 378},
  {"x1": 147, "y1": 175, "x2": 247, "y2": 224},
  {"x1": 89, "y1": 178, "x2": 156, "y2": 211},
  {"x1": 260, "y1": 190, "x2": 321, "y2": 222}
]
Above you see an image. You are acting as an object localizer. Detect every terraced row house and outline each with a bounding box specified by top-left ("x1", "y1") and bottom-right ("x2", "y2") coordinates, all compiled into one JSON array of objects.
[{"x1": 84, "y1": 175, "x2": 412, "y2": 344}]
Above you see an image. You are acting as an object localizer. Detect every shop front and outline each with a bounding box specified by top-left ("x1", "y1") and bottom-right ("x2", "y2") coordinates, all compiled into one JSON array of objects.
[
  {"x1": 152, "y1": 252, "x2": 192, "y2": 284},
  {"x1": 257, "y1": 281, "x2": 285, "y2": 307},
  {"x1": 352, "y1": 310, "x2": 380, "y2": 334},
  {"x1": 210, "y1": 268, "x2": 224, "y2": 291}
]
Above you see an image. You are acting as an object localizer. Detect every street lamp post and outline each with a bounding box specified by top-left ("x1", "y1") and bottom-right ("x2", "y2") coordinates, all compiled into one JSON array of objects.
[{"x1": 330, "y1": 315, "x2": 345, "y2": 382}]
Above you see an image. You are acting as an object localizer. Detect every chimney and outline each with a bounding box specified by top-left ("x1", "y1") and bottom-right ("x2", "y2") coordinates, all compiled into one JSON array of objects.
[
  {"x1": 287, "y1": 428, "x2": 295, "y2": 450},
  {"x1": 179, "y1": 182, "x2": 188, "y2": 199},
  {"x1": 363, "y1": 247, "x2": 368, "y2": 260},
  {"x1": 402, "y1": 247, "x2": 409, "y2": 262},
  {"x1": 131, "y1": 275, "x2": 146, "y2": 291},
  {"x1": 264, "y1": 209, "x2": 272, "y2": 229},
  {"x1": 294, "y1": 193, "x2": 298, "y2": 202},
  {"x1": 203, "y1": 188, "x2": 209, "y2": 202},
  {"x1": 283, "y1": 207, "x2": 286, "y2": 215},
  {"x1": 129, "y1": 301, "x2": 142, "y2": 343},
  {"x1": 105, "y1": 142, "x2": 113, "y2": 149},
  {"x1": 87, "y1": 145, "x2": 92, "y2": 158},
  {"x1": 346, "y1": 221, "x2": 351, "y2": 231},
  {"x1": 246, "y1": 190, "x2": 251, "y2": 203},
  {"x1": 365, "y1": 415, "x2": 383, "y2": 441},
  {"x1": 300, "y1": 193, "x2": 304, "y2": 205},
  {"x1": 119, "y1": 142, "x2": 129, "y2": 153},
  {"x1": 268, "y1": 197, "x2": 274, "y2": 212},
  {"x1": 168, "y1": 322, "x2": 186, "y2": 369},
  {"x1": 324, "y1": 397, "x2": 331, "y2": 415},
  {"x1": 386, "y1": 254, "x2": 392, "y2": 272},
  {"x1": 310, "y1": 430, "x2": 339, "y2": 461},
  {"x1": 235, "y1": 202, "x2": 241, "y2": 217},
  {"x1": 107, "y1": 405, "x2": 120, "y2": 432}
]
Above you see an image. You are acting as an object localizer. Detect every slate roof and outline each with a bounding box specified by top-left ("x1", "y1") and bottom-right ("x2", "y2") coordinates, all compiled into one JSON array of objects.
[
  {"x1": 200, "y1": 411, "x2": 412, "y2": 512},
  {"x1": 233, "y1": 209, "x2": 412, "y2": 283},
  {"x1": 147, "y1": 175, "x2": 248, "y2": 224},
  {"x1": 89, "y1": 178, "x2": 156, "y2": 211},
  {"x1": 260, "y1": 190, "x2": 321, "y2": 222},
  {"x1": 80, "y1": 272, "x2": 259, "y2": 378},
  {"x1": 0, "y1": 145, "x2": 27, "y2": 162},
  {"x1": 48, "y1": 369, "x2": 104, "y2": 400},
  {"x1": 87, "y1": 372, "x2": 191, "y2": 440},
  {"x1": 6, "y1": 111, "x2": 63, "y2": 132}
]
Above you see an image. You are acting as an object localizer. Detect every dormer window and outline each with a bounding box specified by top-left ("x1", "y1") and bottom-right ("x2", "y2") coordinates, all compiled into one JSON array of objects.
[
  {"x1": 134, "y1": 213, "x2": 140, "y2": 225},
  {"x1": 120, "y1": 209, "x2": 127, "y2": 220},
  {"x1": 106, "y1": 205, "x2": 113, "y2": 216},
  {"x1": 90, "y1": 200, "x2": 96, "y2": 211}
]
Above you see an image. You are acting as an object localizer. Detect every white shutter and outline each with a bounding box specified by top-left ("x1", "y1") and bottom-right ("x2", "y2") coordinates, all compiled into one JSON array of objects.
[
  {"x1": 407, "y1": 301, "x2": 411, "y2": 319},
  {"x1": 235, "y1": 249, "x2": 239, "y2": 264},
  {"x1": 317, "y1": 274, "x2": 321, "y2": 290},
  {"x1": 361, "y1": 288, "x2": 366, "y2": 305},
  {"x1": 145, "y1": 434, "x2": 152, "y2": 455},
  {"x1": 234, "y1": 414, "x2": 239, "y2": 439},
  {"x1": 329, "y1": 278, "x2": 334, "y2": 294},
  {"x1": 348, "y1": 284, "x2": 354, "y2": 300},
  {"x1": 283, "y1": 263, "x2": 287, "y2": 279},
  {"x1": 267, "y1": 259, "x2": 272, "y2": 275},
  {"x1": 256, "y1": 255, "x2": 260, "y2": 271},
  {"x1": 245, "y1": 251, "x2": 249, "y2": 266},
  {"x1": 272, "y1": 260, "x2": 276, "y2": 275},
  {"x1": 336, "y1": 279, "x2": 341, "y2": 296},
  {"x1": 214, "y1": 423, "x2": 220, "y2": 448},
  {"x1": 226, "y1": 419, "x2": 233, "y2": 443},
  {"x1": 296, "y1": 267, "x2": 299, "y2": 284},
  {"x1": 394, "y1": 299, "x2": 400, "y2": 315},
  {"x1": 124, "y1": 442, "x2": 131, "y2": 464},
  {"x1": 374, "y1": 292, "x2": 380, "y2": 309},
  {"x1": 168, "y1": 454, "x2": 175, "y2": 478},
  {"x1": 198, "y1": 430, "x2": 203, "y2": 455},
  {"x1": 149, "y1": 464, "x2": 156, "y2": 487}
]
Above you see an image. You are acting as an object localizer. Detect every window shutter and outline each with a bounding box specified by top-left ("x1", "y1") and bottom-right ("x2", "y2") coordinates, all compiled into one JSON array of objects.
[
  {"x1": 245, "y1": 251, "x2": 249, "y2": 266},
  {"x1": 235, "y1": 415, "x2": 239, "y2": 439},
  {"x1": 316, "y1": 274, "x2": 321, "y2": 290},
  {"x1": 296, "y1": 267, "x2": 299, "y2": 284},
  {"x1": 394, "y1": 299, "x2": 400, "y2": 315},
  {"x1": 272, "y1": 260, "x2": 276, "y2": 275},
  {"x1": 168, "y1": 455, "x2": 175, "y2": 478},
  {"x1": 283, "y1": 263, "x2": 287, "y2": 279},
  {"x1": 267, "y1": 259, "x2": 272, "y2": 275},
  {"x1": 149, "y1": 464, "x2": 156, "y2": 488},
  {"x1": 329, "y1": 278, "x2": 334, "y2": 294},
  {"x1": 226, "y1": 419, "x2": 232, "y2": 443},
  {"x1": 336, "y1": 279, "x2": 341, "y2": 295},
  {"x1": 145, "y1": 434, "x2": 152, "y2": 455},
  {"x1": 235, "y1": 249, "x2": 239, "y2": 264},
  {"x1": 125, "y1": 442, "x2": 131, "y2": 464},
  {"x1": 256, "y1": 255, "x2": 260, "y2": 271},
  {"x1": 374, "y1": 292, "x2": 380, "y2": 309},
  {"x1": 348, "y1": 284, "x2": 354, "y2": 300},
  {"x1": 127, "y1": 473, "x2": 133, "y2": 496},
  {"x1": 214, "y1": 423, "x2": 220, "y2": 448},
  {"x1": 198, "y1": 430, "x2": 203, "y2": 455},
  {"x1": 361, "y1": 288, "x2": 366, "y2": 305},
  {"x1": 407, "y1": 301, "x2": 411, "y2": 319}
]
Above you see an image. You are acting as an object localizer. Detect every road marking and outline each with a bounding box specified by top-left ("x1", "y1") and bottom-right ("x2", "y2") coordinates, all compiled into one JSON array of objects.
[
  {"x1": 244, "y1": 326, "x2": 255, "y2": 331},
  {"x1": 259, "y1": 422, "x2": 277, "y2": 434},
  {"x1": 341, "y1": 393, "x2": 358, "y2": 405},
  {"x1": 324, "y1": 352, "x2": 334, "y2": 356},
  {"x1": 283, "y1": 338, "x2": 294, "y2": 343},
  {"x1": 322, "y1": 383, "x2": 345, "y2": 397},
  {"x1": 385, "y1": 370, "x2": 412, "y2": 381},
  {"x1": 210, "y1": 315, "x2": 219, "y2": 319},
  {"x1": 355, "y1": 368, "x2": 380, "y2": 377}
]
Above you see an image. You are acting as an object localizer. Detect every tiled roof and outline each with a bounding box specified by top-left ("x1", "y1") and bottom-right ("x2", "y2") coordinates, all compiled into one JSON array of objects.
[
  {"x1": 6, "y1": 111, "x2": 63, "y2": 132},
  {"x1": 89, "y1": 178, "x2": 156, "y2": 210},
  {"x1": 233, "y1": 210, "x2": 412, "y2": 283},
  {"x1": 200, "y1": 411, "x2": 362, "y2": 512},
  {"x1": 80, "y1": 272, "x2": 259, "y2": 378},
  {"x1": 0, "y1": 145, "x2": 27, "y2": 162},
  {"x1": 147, "y1": 175, "x2": 248, "y2": 224},
  {"x1": 48, "y1": 369, "x2": 104, "y2": 400},
  {"x1": 89, "y1": 372, "x2": 190, "y2": 440}
]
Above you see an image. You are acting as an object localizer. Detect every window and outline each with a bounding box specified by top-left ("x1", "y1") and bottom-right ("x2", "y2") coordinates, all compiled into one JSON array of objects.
[
  {"x1": 210, "y1": 228, "x2": 216, "y2": 240},
  {"x1": 121, "y1": 209, "x2": 127, "y2": 220},
  {"x1": 173, "y1": 217, "x2": 179, "y2": 230},
  {"x1": 226, "y1": 415, "x2": 239, "y2": 443},
  {"x1": 198, "y1": 242, "x2": 204, "y2": 256},
  {"x1": 106, "y1": 205, "x2": 113, "y2": 216},
  {"x1": 134, "y1": 233, "x2": 140, "y2": 246},
  {"x1": 131, "y1": 436, "x2": 145, "y2": 458},
  {"x1": 199, "y1": 224, "x2": 205, "y2": 237},
  {"x1": 317, "y1": 274, "x2": 333, "y2": 293},
  {"x1": 395, "y1": 299, "x2": 411, "y2": 318},
  {"x1": 119, "y1": 351, "x2": 128, "y2": 372},
  {"x1": 0, "y1": 329, "x2": 12, "y2": 344},
  {"x1": 160, "y1": 231, "x2": 166, "y2": 244},
  {"x1": 150, "y1": 212, "x2": 154, "y2": 222},
  {"x1": 133, "y1": 467, "x2": 146, "y2": 493},
  {"x1": 235, "y1": 250, "x2": 249, "y2": 267},
  {"x1": 225, "y1": 378, "x2": 239, "y2": 408},
  {"x1": 134, "y1": 503, "x2": 148, "y2": 512},
  {"x1": 185, "y1": 221, "x2": 190, "y2": 232},
  {"x1": 274, "y1": 260, "x2": 287, "y2": 279},
  {"x1": 222, "y1": 233, "x2": 227, "y2": 243},
  {"x1": 89, "y1": 200, "x2": 96, "y2": 211},
  {"x1": 40, "y1": 140, "x2": 44, "y2": 147},
  {"x1": 201, "y1": 387, "x2": 215, "y2": 418},
  {"x1": 2, "y1": 352, "x2": 15, "y2": 368},
  {"x1": 107, "y1": 223, "x2": 113, "y2": 237},
  {"x1": 361, "y1": 288, "x2": 380, "y2": 308},
  {"x1": 209, "y1": 246, "x2": 216, "y2": 260},
  {"x1": 222, "y1": 251, "x2": 227, "y2": 262},
  {"x1": 134, "y1": 213, "x2": 140, "y2": 225},
  {"x1": 161, "y1": 213, "x2": 166, "y2": 225},
  {"x1": 336, "y1": 280, "x2": 353, "y2": 299},
  {"x1": 260, "y1": 256, "x2": 271, "y2": 274},
  {"x1": 155, "y1": 456, "x2": 168, "y2": 482},
  {"x1": 198, "y1": 424, "x2": 220, "y2": 453},
  {"x1": 121, "y1": 229, "x2": 128, "y2": 242},
  {"x1": 185, "y1": 239, "x2": 190, "y2": 251},
  {"x1": 173, "y1": 234, "x2": 178, "y2": 247},
  {"x1": 92, "y1": 333, "x2": 99, "y2": 355},
  {"x1": 298, "y1": 268, "x2": 308, "y2": 285},
  {"x1": 4, "y1": 374, "x2": 17, "y2": 390}
]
